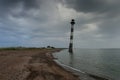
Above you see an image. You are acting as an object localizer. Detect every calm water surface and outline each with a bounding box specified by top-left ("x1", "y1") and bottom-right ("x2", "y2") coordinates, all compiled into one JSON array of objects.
[{"x1": 54, "y1": 49, "x2": 120, "y2": 80}]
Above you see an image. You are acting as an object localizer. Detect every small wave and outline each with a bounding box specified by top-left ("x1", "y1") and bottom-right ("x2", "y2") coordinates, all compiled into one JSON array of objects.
[
  {"x1": 54, "y1": 59, "x2": 85, "y2": 73},
  {"x1": 54, "y1": 59, "x2": 111, "y2": 80}
]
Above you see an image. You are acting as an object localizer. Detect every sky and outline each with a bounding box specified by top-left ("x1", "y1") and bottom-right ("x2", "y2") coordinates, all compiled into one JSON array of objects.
[{"x1": 0, "y1": 0, "x2": 120, "y2": 48}]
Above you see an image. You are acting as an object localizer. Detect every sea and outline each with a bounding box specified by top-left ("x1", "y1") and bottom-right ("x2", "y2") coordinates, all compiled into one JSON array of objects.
[{"x1": 54, "y1": 49, "x2": 120, "y2": 80}]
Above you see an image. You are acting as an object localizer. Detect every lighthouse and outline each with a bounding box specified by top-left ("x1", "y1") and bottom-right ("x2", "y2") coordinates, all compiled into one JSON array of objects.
[{"x1": 69, "y1": 19, "x2": 75, "y2": 53}]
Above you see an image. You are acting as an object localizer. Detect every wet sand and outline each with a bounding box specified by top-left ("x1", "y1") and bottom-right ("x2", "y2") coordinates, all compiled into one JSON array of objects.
[{"x1": 0, "y1": 49, "x2": 79, "y2": 80}]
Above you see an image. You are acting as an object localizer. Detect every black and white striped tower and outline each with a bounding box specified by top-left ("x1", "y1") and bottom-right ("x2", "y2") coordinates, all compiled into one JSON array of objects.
[{"x1": 69, "y1": 19, "x2": 75, "y2": 53}]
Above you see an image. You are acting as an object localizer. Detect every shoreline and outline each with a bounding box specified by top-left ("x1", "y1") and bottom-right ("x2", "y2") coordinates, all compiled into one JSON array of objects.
[
  {"x1": 54, "y1": 59, "x2": 111, "y2": 80},
  {"x1": 0, "y1": 48, "x2": 112, "y2": 80},
  {"x1": 52, "y1": 50, "x2": 112, "y2": 80},
  {"x1": 0, "y1": 49, "x2": 79, "y2": 80}
]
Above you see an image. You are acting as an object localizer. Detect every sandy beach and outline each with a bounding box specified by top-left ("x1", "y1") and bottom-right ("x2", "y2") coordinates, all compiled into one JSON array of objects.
[{"x1": 0, "y1": 49, "x2": 80, "y2": 80}]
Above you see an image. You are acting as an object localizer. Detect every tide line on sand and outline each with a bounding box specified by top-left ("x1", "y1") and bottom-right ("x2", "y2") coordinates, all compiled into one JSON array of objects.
[
  {"x1": 54, "y1": 59, "x2": 95, "y2": 80},
  {"x1": 54, "y1": 59, "x2": 111, "y2": 80},
  {"x1": 54, "y1": 60, "x2": 85, "y2": 73}
]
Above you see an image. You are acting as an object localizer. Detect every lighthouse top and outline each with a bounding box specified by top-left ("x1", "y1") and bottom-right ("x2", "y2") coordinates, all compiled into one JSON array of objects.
[{"x1": 71, "y1": 19, "x2": 75, "y2": 25}]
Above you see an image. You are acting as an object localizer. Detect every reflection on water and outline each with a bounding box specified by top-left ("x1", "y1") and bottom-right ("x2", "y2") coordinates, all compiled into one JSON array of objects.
[
  {"x1": 69, "y1": 53, "x2": 74, "y2": 67},
  {"x1": 54, "y1": 49, "x2": 120, "y2": 80}
]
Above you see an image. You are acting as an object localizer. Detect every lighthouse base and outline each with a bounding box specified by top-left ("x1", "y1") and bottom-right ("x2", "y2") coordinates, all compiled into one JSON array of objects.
[{"x1": 69, "y1": 43, "x2": 73, "y2": 53}]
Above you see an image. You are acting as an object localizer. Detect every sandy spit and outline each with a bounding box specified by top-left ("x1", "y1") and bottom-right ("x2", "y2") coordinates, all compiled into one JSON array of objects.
[{"x1": 0, "y1": 49, "x2": 79, "y2": 80}]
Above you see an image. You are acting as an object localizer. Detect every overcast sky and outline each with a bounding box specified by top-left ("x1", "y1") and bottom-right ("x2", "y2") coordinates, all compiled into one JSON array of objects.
[{"x1": 0, "y1": 0, "x2": 120, "y2": 48}]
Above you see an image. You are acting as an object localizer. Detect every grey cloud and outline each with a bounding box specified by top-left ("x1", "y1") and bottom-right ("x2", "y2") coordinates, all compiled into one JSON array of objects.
[
  {"x1": 59, "y1": 0, "x2": 120, "y2": 40},
  {"x1": 0, "y1": 0, "x2": 42, "y2": 18},
  {"x1": 0, "y1": 0, "x2": 120, "y2": 48},
  {"x1": 60, "y1": 0, "x2": 120, "y2": 16},
  {"x1": 98, "y1": 18, "x2": 120, "y2": 38},
  {"x1": 0, "y1": 0, "x2": 40, "y2": 9}
]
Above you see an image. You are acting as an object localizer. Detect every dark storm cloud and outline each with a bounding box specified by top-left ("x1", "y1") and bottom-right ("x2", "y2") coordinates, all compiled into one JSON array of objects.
[
  {"x1": 61, "y1": 0, "x2": 120, "y2": 16},
  {"x1": 59, "y1": 0, "x2": 120, "y2": 38},
  {"x1": 0, "y1": 0, "x2": 66, "y2": 47},
  {"x1": 0, "y1": 0, "x2": 40, "y2": 9},
  {"x1": 98, "y1": 18, "x2": 120, "y2": 38},
  {"x1": 0, "y1": 0, "x2": 120, "y2": 48},
  {"x1": 0, "y1": 0, "x2": 42, "y2": 17}
]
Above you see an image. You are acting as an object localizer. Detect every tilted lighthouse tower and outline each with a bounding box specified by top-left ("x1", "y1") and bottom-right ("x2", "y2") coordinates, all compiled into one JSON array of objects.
[{"x1": 69, "y1": 19, "x2": 75, "y2": 53}]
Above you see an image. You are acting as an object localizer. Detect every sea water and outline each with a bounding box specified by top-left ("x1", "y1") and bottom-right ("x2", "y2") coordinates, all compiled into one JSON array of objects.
[{"x1": 54, "y1": 49, "x2": 120, "y2": 80}]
